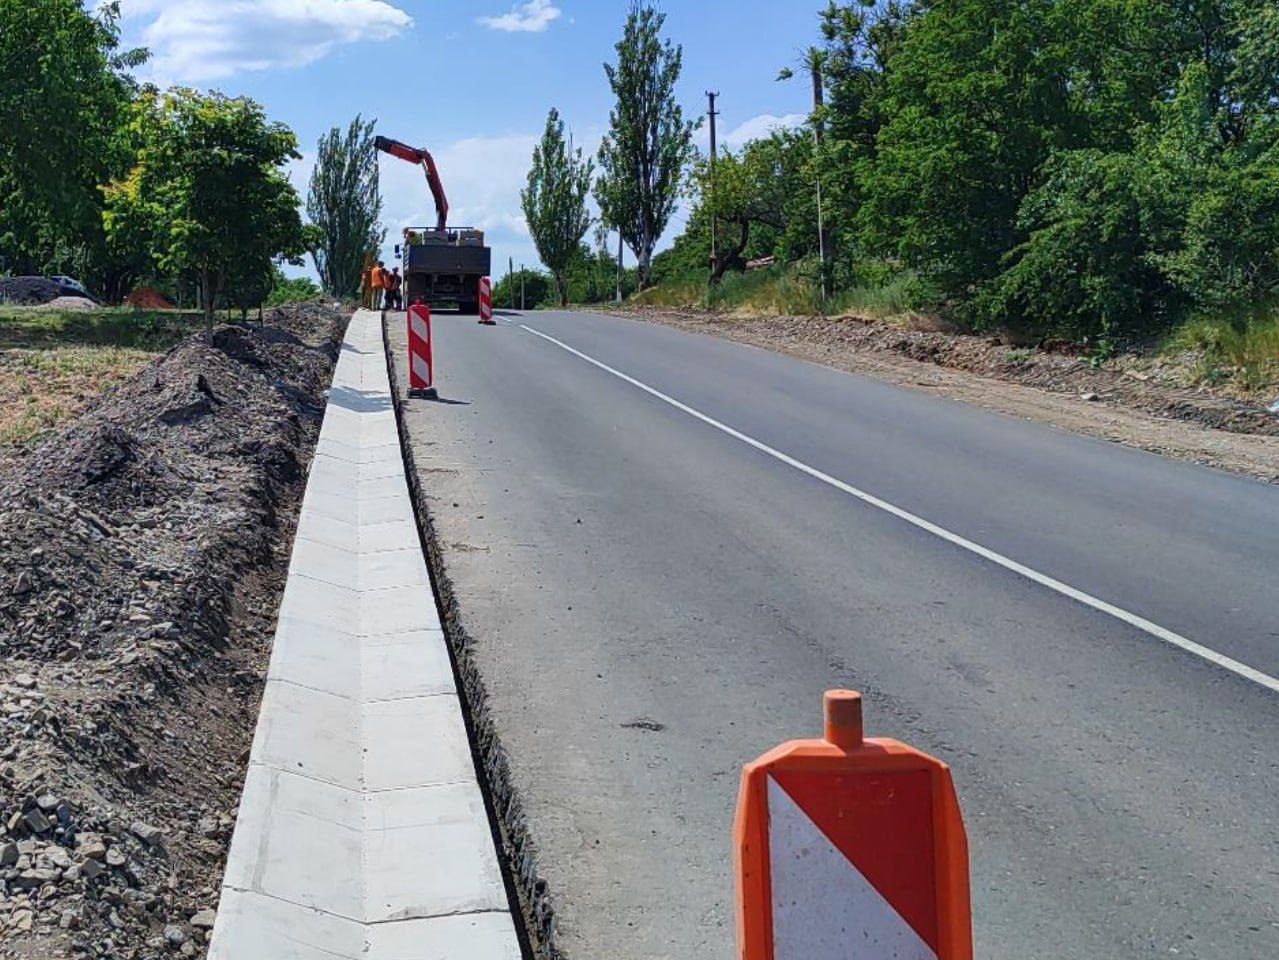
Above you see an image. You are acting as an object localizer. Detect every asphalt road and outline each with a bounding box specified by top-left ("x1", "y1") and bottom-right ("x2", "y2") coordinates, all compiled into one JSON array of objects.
[{"x1": 390, "y1": 308, "x2": 1279, "y2": 960}]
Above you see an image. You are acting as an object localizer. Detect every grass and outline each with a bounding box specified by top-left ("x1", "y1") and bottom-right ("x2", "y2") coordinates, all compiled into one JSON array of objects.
[
  {"x1": 0, "y1": 305, "x2": 204, "y2": 451},
  {"x1": 630, "y1": 262, "x2": 934, "y2": 320},
  {"x1": 1162, "y1": 308, "x2": 1279, "y2": 395}
]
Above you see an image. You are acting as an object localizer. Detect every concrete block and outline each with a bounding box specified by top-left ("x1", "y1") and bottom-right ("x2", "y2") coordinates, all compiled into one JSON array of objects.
[
  {"x1": 362, "y1": 633, "x2": 455, "y2": 701},
  {"x1": 299, "y1": 486, "x2": 359, "y2": 523},
  {"x1": 359, "y1": 549, "x2": 430, "y2": 591},
  {"x1": 359, "y1": 519, "x2": 421, "y2": 555},
  {"x1": 360, "y1": 585, "x2": 439, "y2": 636},
  {"x1": 290, "y1": 538, "x2": 359, "y2": 590},
  {"x1": 363, "y1": 695, "x2": 475, "y2": 791},
  {"x1": 364, "y1": 913, "x2": 522, "y2": 960},
  {"x1": 268, "y1": 618, "x2": 361, "y2": 700},
  {"x1": 250, "y1": 680, "x2": 361, "y2": 790},
  {"x1": 357, "y1": 474, "x2": 410, "y2": 500},
  {"x1": 209, "y1": 889, "x2": 363, "y2": 960},
  {"x1": 295, "y1": 511, "x2": 359, "y2": 553},
  {"x1": 277, "y1": 574, "x2": 358, "y2": 634},
  {"x1": 223, "y1": 766, "x2": 362, "y2": 920},
  {"x1": 363, "y1": 783, "x2": 506, "y2": 922}
]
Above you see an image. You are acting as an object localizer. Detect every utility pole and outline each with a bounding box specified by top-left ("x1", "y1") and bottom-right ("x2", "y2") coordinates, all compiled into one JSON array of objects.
[
  {"x1": 808, "y1": 51, "x2": 829, "y2": 304},
  {"x1": 616, "y1": 230, "x2": 624, "y2": 304},
  {"x1": 520, "y1": 265, "x2": 526, "y2": 311},
  {"x1": 509, "y1": 256, "x2": 515, "y2": 309},
  {"x1": 706, "y1": 91, "x2": 720, "y2": 276}
]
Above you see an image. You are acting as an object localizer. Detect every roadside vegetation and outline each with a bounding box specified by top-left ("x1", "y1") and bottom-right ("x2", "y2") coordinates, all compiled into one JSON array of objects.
[
  {"x1": 511, "y1": 1, "x2": 1279, "y2": 399},
  {"x1": 0, "y1": 304, "x2": 203, "y2": 451},
  {"x1": 0, "y1": 0, "x2": 328, "y2": 323}
]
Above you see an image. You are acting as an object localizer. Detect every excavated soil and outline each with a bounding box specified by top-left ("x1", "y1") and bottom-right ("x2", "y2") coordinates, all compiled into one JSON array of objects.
[
  {"x1": 0, "y1": 302, "x2": 347, "y2": 958},
  {"x1": 615, "y1": 306, "x2": 1279, "y2": 483}
]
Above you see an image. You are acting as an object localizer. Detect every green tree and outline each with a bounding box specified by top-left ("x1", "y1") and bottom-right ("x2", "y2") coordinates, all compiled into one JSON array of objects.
[
  {"x1": 104, "y1": 88, "x2": 305, "y2": 330},
  {"x1": 266, "y1": 267, "x2": 322, "y2": 306},
  {"x1": 493, "y1": 268, "x2": 554, "y2": 310},
  {"x1": 595, "y1": 2, "x2": 697, "y2": 290},
  {"x1": 308, "y1": 116, "x2": 383, "y2": 298},
  {"x1": 691, "y1": 137, "x2": 792, "y2": 284},
  {"x1": 522, "y1": 109, "x2": 594, "y2": 307},
  {"x1": 0, "y1": 0, "x2": 145, "y2": 294}
]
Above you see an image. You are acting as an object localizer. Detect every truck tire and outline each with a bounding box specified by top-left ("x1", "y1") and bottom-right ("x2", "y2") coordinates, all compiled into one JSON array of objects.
[{"x1": 458, "y1": 276, "x2": 481, "y2": 314}]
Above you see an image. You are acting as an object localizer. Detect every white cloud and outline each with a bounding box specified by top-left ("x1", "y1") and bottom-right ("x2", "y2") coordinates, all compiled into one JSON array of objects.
[
  {"x1": 122, "y1": 0, "x2": 412, "y2": 83},
  {"x1": 478, "y1": 0, "x2": 562, "y2": 33},
  {"x1": 697, "y1": 112, "x2": 807, "y2": 152}
]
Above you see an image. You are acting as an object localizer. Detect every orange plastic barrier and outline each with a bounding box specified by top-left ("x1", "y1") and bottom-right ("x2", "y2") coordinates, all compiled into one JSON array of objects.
[
  {"x1": 408, "y1": 301, "x2": 435, "y2": 397},
  {"x1": 734, "y1": 690, "x2": 971, "y2": 960},
  {"x1": 478, "y1": 276, "x2": 495, "y2": 325}
]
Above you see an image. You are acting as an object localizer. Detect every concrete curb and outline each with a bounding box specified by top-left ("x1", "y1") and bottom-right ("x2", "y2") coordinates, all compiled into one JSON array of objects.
[
  {"x1": 381, "y1": 314, "x2": 560, "y2": 960},
  {"x1": 208, "y1": 310, "x2": 521, "y2": 960}
]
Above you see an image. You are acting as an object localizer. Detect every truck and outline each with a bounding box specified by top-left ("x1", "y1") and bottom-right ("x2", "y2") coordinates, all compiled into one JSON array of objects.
[{"x1": 375, "y1": 135, "x2": 492, "y2": 314}]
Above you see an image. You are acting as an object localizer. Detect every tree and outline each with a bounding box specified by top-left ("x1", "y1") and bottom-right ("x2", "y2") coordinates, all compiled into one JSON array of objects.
[
  {"x1": 692, "y1": 137, "x2": 792, "y2": 284},
  {"x1": 0, "y1": 0, "x2": 145, "y2": 293},
  {"x1": 104, "y1": 88, "x2": 305, "y2": 330},
  {"x1": 308, "y1": 116, "x2": 384, "y2": 298},
  {"x1": 522, "y1": 109, "x2": 594, "y2": 307},
  {"x1": 595, "y1": 2, "x2": 696, "y2": 290}
]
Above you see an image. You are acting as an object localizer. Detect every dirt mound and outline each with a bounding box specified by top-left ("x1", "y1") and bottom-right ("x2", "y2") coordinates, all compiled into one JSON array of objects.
[
  {"x1": 0, "y1": 277, "x2": 66, "y2": 306},
  {"x1": 0, "y1": 301, "x2": 346, "y2": 956},
  {"x1": 125, "y1": 288, "x2": 174, "y2": 310},
  {"x1": 37, "y1": 296, "x2": 97, "y2": 312},
  {"x1": 625, "y1": 306, "x2": 1279, "y2": 438}
]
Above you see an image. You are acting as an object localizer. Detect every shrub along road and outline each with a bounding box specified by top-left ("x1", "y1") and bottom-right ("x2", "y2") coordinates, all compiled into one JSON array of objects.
[{"x1": 391, "y1": 308, "x2": 1279, "y2": 960}]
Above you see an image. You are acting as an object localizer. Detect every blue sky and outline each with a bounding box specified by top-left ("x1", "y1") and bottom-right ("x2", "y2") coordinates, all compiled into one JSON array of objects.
[{"x1": 118, "y1": 0, "x2": 824, "y2": 280}]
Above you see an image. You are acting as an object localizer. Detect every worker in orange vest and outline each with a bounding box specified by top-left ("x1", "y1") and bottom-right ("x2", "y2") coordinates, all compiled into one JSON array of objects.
[
  {"x1": 389, "y1": 267, "x2": 403, "y2": 310},
  {"x1": 370, "y1": 261, "x2": 386, "y2": 310}
]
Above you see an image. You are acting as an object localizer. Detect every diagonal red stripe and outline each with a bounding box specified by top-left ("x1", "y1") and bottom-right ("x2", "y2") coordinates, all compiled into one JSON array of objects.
[{"x1": 772, "y1": 769, "x2": 939, "y2": 950}]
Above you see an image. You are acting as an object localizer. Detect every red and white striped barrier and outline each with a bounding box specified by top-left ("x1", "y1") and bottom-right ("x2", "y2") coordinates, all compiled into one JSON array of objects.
[
  {"x1": 735, "y1": 690, "x2": 971, "y2": 960},
  {"x1": 478, "y1": 276, "x2": 495, "y2": 325},
  {"x1": 407, "y1": 302, "x2": 435, "y2": 397}
]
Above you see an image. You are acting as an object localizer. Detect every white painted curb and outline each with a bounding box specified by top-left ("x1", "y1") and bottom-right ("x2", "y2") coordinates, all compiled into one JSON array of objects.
[{"x1": 209, "y1": 311, "x2": 521, "y2": 960}]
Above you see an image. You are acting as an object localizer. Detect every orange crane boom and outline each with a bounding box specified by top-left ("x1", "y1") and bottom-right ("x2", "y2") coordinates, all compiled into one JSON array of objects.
[{"x1": 374, "y1": 135, "x2": 450, "y2": 232}]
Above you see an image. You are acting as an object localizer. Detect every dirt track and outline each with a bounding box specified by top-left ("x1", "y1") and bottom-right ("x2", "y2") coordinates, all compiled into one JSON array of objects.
[
  {"x1": 0, "y1": 302, "x2": 345, "y2": 958},
  {"x1": 614, "y1": 306, "x2": 1279, "y2": 483}
]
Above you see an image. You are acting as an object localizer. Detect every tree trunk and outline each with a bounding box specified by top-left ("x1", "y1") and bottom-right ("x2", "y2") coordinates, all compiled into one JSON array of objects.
[
  {"x1": 200, "y1": 267, "x2": 214, "y2": 332},
  {"x1": 555, "y1": 272, "x2": 569, "y2": 308},
  {"x1": 637, "y1": 246, "x2": 653, "y2": 290},
  {"x1": 710, "y1": 219, "x2": 751, "y2": 286}
]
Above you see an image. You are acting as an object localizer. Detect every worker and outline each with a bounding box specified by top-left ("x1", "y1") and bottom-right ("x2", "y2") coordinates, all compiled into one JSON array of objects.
[
  {"x1": 370, "y1": 261, "x2": 386, "y2": 310},
  {"x1": 389, "y1": 268, "x2": 403, "y2": 310},
  {"x1": 360, "y1": 254, "x2": 375, "y2": 308}
]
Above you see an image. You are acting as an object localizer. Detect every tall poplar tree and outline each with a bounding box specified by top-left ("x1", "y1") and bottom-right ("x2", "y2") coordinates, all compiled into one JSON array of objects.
[
  {"x1": 307, "y1": 116, "x2": 383, "y2": 298},
  {"x1": 595, "y1": 2, "x2": 696, "y2": 290},
  {"x1": 522, "y1": 109, "x2": 594, "y2": 308}
]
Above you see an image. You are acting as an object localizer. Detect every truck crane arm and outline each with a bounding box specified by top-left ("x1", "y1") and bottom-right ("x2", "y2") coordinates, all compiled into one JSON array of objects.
[{"x1": 374, "y1": 135, "x2": 450, "y2": 232}]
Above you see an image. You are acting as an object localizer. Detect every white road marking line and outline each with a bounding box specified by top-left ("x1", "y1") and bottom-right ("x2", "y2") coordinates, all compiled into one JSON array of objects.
[{"x1": 519, "y1": 323, "x2": 1279, "y2": 695}]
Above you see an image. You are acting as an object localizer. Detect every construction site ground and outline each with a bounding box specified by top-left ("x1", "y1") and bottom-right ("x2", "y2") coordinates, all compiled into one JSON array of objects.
[
  {"x1": 0, "y1": 307, "x2": 206, "y2": 467},
  {"x1": 0, "y1": 301, "x2": 346, "y2": 959},
  {"x1": 609, "y1": 305, "x2": 1279, "y2": 483}
]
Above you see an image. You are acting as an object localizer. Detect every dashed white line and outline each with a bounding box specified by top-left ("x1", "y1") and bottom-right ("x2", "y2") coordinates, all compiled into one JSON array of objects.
[{"x1": 518, "y1": 322, "x2": 1279, "y2": 695}]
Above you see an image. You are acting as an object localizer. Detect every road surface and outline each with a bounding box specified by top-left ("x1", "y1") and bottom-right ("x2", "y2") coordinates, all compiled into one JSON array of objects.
[{"x1": 390, "y1": 308, "x2": 1279, "y2": 960}]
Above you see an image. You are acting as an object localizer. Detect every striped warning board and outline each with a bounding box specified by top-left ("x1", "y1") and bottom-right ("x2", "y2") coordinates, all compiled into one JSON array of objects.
[
  {"x1": 735, "y1": 691, "x2": 971, "y2": 960},
  {"x1": 407, "y1": 302, "x2": 434, "y2": 395},
  {"x1": 478, "y1": 276, "x2": 495, "y2": 325}
]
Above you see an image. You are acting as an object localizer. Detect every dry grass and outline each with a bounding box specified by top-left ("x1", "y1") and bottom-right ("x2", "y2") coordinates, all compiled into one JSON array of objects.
[
  {"x1": 1163, "y1": 310, "x2": 1279, "y2": 395},
  {"x1": 0, "y1": 306, "x2": 202, "y2": 453}
]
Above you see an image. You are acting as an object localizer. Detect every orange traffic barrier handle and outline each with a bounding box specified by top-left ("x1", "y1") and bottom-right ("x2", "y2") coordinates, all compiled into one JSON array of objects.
[{"x1": 734, "y1": 690, "x2": 972, "y2": 960}]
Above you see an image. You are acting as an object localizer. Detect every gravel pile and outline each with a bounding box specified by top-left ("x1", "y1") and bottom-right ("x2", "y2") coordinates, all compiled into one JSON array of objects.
[
  {"x1": 36, "y1": 298, "x2": 97, "y2": 312},
  {"x1": 0, "y1": 301, "x2": 347, "y2": 958},
  {"x1": 0, "y1": 278, "x2": 68, "y2": 306}
]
